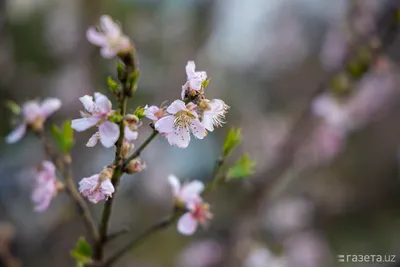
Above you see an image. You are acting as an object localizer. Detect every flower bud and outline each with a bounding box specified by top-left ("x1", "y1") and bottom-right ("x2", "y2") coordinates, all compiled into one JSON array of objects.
[
  {"x1": 125, "y1": 158, "x2": 146, "y2": 174},
  {"x1": 124, "y1": 114, "x2": 139, "y2": 125},
  {"x1": 121, "y1": 141, "x2": 134, "y2": 159},
  {"x1": 56, "y1": 181, "x2": 65, "y2": 191},
  {"x1": 99, "y1": 166, "x2": 114, "y2": 183}
]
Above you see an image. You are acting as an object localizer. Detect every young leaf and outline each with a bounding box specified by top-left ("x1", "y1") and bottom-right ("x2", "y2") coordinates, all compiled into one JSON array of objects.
[
  {"x1": 202, "y1": 79, "x2": 211, "y2": 89},
  {"x1": 223, "y1": 128, "x2": 242, "y2": 157},
  {"x1": 107, "y1": 76, "x2": 120, "y2": 94},
  {"x1": 70, "y1": 237, "x2": 92, "y2": 266},
  {"x1": 6, "y1": 100, "x2": 20, "y2": 115},
  {"x1": 127, "y1": 70, "x2": 140, "y2": 91},
  {"x1": 116, "y1": 61, "x2": 125, "y2": 81},
  {"x1": 227, "y1": 154, "x2": 255, "y2": 180},
  {"x1": 134, "y1": 106, "x2": 146, "y2": 120},
  {"x1": 51, "y1": 121, "x2": 75, "y2": 153}
]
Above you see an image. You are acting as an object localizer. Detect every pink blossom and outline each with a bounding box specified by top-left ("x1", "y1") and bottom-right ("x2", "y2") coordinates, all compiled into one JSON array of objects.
[
  {"x1": 181, "y1": 61, "x2": 207, "y2": 99},
  {"x1": 6, "y1": 98, "x2": 61, "y2": 144},
  {"x1": 311, "y1": 93, "x2": 349, "y2": 131},
  {"x1": 168, "y1": 175, "x2": 204, "y2": 203},
  {"x1": 86, "y1": 126, "x2": 137, "y2": 148},
  {"x1": 144, "y1": 105, "x2": 165, "y2": 122},
  {"x1": 202, "y1": 99, "x2": 229, "y2": 132},
  {"x1": 79, "y1": 174, "x2": 115, "y2": 204},
  {"x1": 71, "y1": 93, "x2": 120, "y2": 148},
  {"x1": 31, "y1": 161, "x2": 58, "y2": 212},
  {"x1": 177, "y1": 200, "x2": 213, "y2": 236},
  {"x1": 86, "y1": 15, "x2": 132, "y2": 58},
  {"x1": 155, "y1": 100, "x2": 206, "y2": 148},
  {"x1": 168, "y1": 175, "x2": 211, "y2": 235}
]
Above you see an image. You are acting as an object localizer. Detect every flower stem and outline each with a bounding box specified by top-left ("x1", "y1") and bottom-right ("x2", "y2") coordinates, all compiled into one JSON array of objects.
[{"x1": 123, "y1": 130, "x2": 158, "y2": 169}]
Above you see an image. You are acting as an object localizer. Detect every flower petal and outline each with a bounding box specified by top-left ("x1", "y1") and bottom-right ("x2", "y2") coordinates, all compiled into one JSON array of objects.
[
  {"x1": 202, "y1": 113, "x2": 214, "y2": 132},
  {"x1": 40, "y1": 98, "x2": 61, "y2": 118},
  {"x1": 190, "y1": 119, "x2": 206, "y2": 139},
  {"x1": 99, "y1": 121, "x2": 120, "y2": 148},
  {"x1": 144, "y1": 106, "x2": 159, "y2": 121},
  {"x1": 167, "y1": 100, "x2": 186, "y2": 114},
  {"x1": 22, "y1": 101, "x2": 42, "y2": 123},
  {"x1": 79, "y1": 95, "x2": 95, "y2": 112},
  {"x1": 101, "y1": 179, "x2": 115, "y2": 196},
  {"x1": 6, "y1": 124, "x2": 27, "y2": 144},
  {"x1": 177, "y1": 213, "x2": 198, "y2": 236},
  {"x1": 180, "y1": 180, "x2": 205, "y2": 202},
  {"x1": 86, "y1": 132, "x2": 100, "y2": 147},
  {"x1": 86, "y1": 27, "x2": 107, "y2": 46},
  {"x1": 94, "y1": 92, "x2": 111, "y2": 114},
  {"x1": 100, "y1": 15, "x2": 121, "y2": 37},
  {"x1": 186, "y1": 61, "x2": 196, "y2": 79},
  {"x1": 71, "y1": 117, "x2": 100, "y2": 132},
  {"x1": 124, "y1": 126, "x2": 138, "y2": 142},
  {"x1": 167, "y1": 126, "x2": 191, "y2": 148},
  {"x1": 42, "y1": 161, "x2": 56, "y2": 175},
  {"x1": 155, "y1": 115, "x2": 175, "y2": 133},
  {"x1": 100, "y1": 47, "x2": 117, "y2": 58},
  {"x1": 168, "y1": 175, "x2": 181, "y2": 196}
]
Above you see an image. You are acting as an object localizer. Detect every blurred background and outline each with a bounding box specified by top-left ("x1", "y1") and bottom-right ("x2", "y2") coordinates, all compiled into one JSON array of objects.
[{"x1": 1, "y1": 0, "x2": 400, "y2": 266}]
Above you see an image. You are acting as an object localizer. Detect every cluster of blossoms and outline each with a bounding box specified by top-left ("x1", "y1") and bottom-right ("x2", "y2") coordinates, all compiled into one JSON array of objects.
[{"x1": 5, "y1": 15, "x2": 228, "y2": 240}]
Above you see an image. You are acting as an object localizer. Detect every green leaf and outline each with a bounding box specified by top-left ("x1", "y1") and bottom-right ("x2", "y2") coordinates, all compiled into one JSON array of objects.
[
  {"x1": 223, "y1": 128, "x2": 242, "y2": 157},
  {"x1": 127, "y1": 70, "x2": 140, "y2": 91},
  {"x1": 6, "y1": 100, "x2": 20, "y2": 115},
  {"x1": 134, "y1": 106, "x2": 146, "y2": 120},
  {"x1": 107, "y1": 76, "x2": 120, "y2": 94},
  {"x1": 227, "y1": 154, "x2": 256, "y2": 180},
  {"x1": 51, "y1": 121, "x2": 75, "y2": 153},
  {"x1": 70, "y1": 237, "x2": 92, "y2": 266},
  {"x1": 202, "y1": 79, "x2": 211, "y2": 89},
  {"x1": 116, "y1": 61, "x2": 125, "y2": 81}
]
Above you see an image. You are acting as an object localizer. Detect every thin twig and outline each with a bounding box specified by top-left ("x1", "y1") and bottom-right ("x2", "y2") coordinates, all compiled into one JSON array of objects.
[{"x1": 123, "y1": 130, "x2": 159, "y2": 169}]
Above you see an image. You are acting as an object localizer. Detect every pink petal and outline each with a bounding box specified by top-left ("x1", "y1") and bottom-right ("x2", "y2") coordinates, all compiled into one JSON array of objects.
[
  {"x1": 71, "y1": 117, "x2": 100, "y2": 132},
  {"x1": 87, "y1": 191, "x2": 104, "y2": 204},
  {"x1": 155, "y1": 115, "x2": 175, "y2": 133},
  {"x1": 101, "y1": 47, "x2": 117, "y2": 59},
  {"x1": 40, "y1": 98, "x2": 61, "y2": 118},
  {"x1": 167, "y1": 100, "x2": 186, "y2": 115},
  {"x1": 190, "y1": 119, "x2": 206, "y2": 139},
  {"x1": 168, "y1": 175, "x2": 181, "y2": 196},
  {"x1": 86, "y1": 132, "x2": 100, "y2": 147},
  {"x1": 177, "y1": 213, "x2": 198, "y2": 236},
  {"x1": 99, "y1": 121, "x2": 120, "y2": 148},
  {"x1": 167, "y1": 126, "x2": 191, "y2": 148},
  {"x1": 180, "y1": 180, "x2": 205, "y2": 202},
  {"x1": 86, "y1": 27, "x2": 107, "y2": 46},
  {"x1": 6, "y1": 124, "x2": 27, "y2": 144},
  {"x1": 186, "y1": 61, "x2": 196, "y2": 79},
  {"x1": 42, "y1": 161, "x2": 56, "y2": 175},
  {"x1": 202, "y1": 113, "x2": 214, "y2": 132},
  {"x1": 22, "y1": 101, "x2": 42, "y2": 123},
  {"x1": 79, "y1": 95, "x2": 95, "y2": 112},
  {"x1": 101, "y1": 179, "x2": 115, "y2": 196},
  {"x1": 144, "y1": 105, "x2": 159, "y2": 121},
  {"x1": 100, "y1": 15, "x2": 121, "y2": 37},
  {"x1": 94, "y1": 92, "x2": 112, "y2": 114},
  {"x1": 124, "y1": 126, "x2": 138, "y2": 142},
  {"x1": 79, "y1": 174, "x2": 99, "y2": 195},
  {"x1": 189, "y1": 77, "x2": 203, "y2": 91},
  {"x1": 181, "y1": 82, "x2": 189, "y2": 100}
]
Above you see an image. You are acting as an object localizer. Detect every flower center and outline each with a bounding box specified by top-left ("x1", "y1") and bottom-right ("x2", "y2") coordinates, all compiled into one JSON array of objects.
[
  {"x1": 174, "y1": 110, "x2": 195, "y2": 128},
  {"x1": 191, "y1": 202, "x2": 213, "y2": 224}
]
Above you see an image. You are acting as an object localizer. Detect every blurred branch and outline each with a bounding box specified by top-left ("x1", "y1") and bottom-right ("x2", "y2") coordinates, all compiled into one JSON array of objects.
[
  {"x1": 37, "y1": 130, "x2": 99, "y2": 242},
  {"x1": 222, "y1": 1, "x2": 400, "y2": 266}
]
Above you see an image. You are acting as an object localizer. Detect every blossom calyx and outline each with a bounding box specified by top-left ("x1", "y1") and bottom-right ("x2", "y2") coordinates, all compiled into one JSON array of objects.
[{"x1": 125, "y1": 158, "x2": 146, "y2": 174}]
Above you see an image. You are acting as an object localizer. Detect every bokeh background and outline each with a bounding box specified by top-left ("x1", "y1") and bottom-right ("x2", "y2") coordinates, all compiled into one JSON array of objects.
[{"x1": 1, "y1": 0, "x2": 400, "y2": 267}]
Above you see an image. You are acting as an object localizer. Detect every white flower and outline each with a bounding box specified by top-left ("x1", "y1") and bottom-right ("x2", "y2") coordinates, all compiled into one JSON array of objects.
[
  {"x1": 155, "y1": 100, "x2": 206, "y2": 148},
  {"x1": 31, "y1": 161, "x2": 59, "y2": 212},
  {"x1": 6, "y1": 98, "x2": 61, "y2": 144},
  {"x1": 79, "y1": 174, "x2": 115, "y2": 204},
  {"x1": 202, "y1": 99, "x2": 229, "y2": 132},
  {"x1": 86, "y1": 15, "x2": 132, "y2": 58},
  {"x1": 168, "y1": 175, "x2": 211, "y2": 236},
  {"x1": 181, "y1": 61, "x2": 207, "y2": 99},
  {"x1": 143, "y1": 105, "x2": 165, "y2": 122},
  {"x1": 71, "y1": 93, "x2": 120, "y2": 148},
  {"x1": 168, "y1": 175, "x2": 204, "y2": 203}
]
